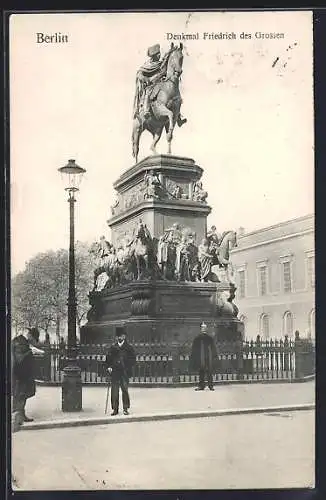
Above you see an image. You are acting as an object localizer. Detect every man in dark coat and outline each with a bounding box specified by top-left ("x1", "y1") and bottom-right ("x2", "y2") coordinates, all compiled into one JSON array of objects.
[
  {"x1": 105, "y1": 327, "x2": 136, "y2": 416},
  {"x1": 189, "y1": 322, "x2": 217, "y2": 391},
  {"x1": 12, "y1": 328, "x2": 44, "y2": 431}
]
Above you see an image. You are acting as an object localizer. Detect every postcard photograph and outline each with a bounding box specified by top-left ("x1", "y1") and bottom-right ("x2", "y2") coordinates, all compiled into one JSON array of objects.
[{"x1": 9, "y1": 9, "x2": 315, "y2": 491}]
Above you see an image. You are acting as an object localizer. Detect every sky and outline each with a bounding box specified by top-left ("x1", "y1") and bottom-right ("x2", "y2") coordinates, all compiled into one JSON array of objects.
[{"x1": 10, "y1": 10, "x2": 314, "y2": 275}]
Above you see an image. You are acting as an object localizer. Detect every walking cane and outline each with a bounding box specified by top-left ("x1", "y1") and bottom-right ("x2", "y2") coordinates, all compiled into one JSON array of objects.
[{"x1": 104, "y1": 373, "x2": 111, "y2": 414}]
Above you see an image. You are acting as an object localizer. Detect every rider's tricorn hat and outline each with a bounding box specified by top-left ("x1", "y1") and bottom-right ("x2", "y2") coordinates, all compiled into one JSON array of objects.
[{"x1": 147, "y1": 44, "x2": 160, "y2": 57}]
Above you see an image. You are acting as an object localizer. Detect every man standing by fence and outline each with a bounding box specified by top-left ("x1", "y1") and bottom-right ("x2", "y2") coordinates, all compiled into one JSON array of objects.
[
  {"x1": 105, "y1": 327, "x2": 136, "y2": 416},
  {"x1": 189, "y1": 322, "x2": 217, "y2": 391},
  {"x1": 12, "y1": 328, "x2": 45, "y2": 431}
]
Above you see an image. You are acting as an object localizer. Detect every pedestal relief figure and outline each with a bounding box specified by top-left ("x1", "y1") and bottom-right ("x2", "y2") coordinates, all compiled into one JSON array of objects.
[
  {"x1": 144, "y1": 170, "x2": 161, "y2": 199},
  {"x1": 110, "y1": 197, "x2": 120, "y2": 215},
  {"x1": 171, "y1": 184, "x2": 182, "y2": 199},
  {"x1": 192, "y1": 181, "x2": 208, "y2": 203}
]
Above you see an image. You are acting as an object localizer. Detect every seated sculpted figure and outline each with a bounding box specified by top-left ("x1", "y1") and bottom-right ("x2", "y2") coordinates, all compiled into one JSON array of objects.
[{"x1": 133, "y1": 43, "x2": 187, "y2": 126}]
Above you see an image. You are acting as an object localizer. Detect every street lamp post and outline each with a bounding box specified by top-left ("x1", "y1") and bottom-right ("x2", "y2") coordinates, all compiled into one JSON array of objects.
[{"x1": 58, "y1": 159, "x2": 86, "y2": 412}]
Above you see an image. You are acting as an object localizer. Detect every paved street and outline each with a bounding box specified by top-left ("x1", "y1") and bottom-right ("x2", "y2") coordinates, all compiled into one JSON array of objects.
[
  {"x1": 12, "y1": 410, "x2": 314, "y2": 490},
  {"x1": 23, "y1": 381, "x2": 314, "y2": 423}
]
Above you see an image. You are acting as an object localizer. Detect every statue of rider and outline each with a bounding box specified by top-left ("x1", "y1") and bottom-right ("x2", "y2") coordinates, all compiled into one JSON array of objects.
[
  {"x1": 207, "y1": 225, "x2": 221, "y2": 247},
  {"x1": 134, "y1": 43, "x2": 187, "y2": 127}
]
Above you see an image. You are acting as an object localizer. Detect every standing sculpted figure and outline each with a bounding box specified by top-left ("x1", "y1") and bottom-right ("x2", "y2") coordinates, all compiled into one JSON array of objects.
[
  {"x1": 175, "y1": 230, "x2": 198, "y2": 282},
  {"x1": 157, "y1": 223, "x2": 182, "y2": 280},
  {"x1": 198, "y1": 238, "x2": 217, "y2": 282}
]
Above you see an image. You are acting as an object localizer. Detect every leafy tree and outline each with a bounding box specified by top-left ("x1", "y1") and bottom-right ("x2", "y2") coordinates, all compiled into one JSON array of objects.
[{"x1": 11, "y1": 242, "x2": 96, "y2": 340}]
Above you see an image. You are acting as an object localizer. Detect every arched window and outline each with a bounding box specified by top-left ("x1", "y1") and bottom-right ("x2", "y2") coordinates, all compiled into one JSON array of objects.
[
  {"x1": 309, "y1": 309, "x2": 315, "y2": 339},
  {"x1": 283, "y1": 311, "x2": 293, "y2": 337},
  {"x1": 259, "y1": 313, "x2": 270, "y2": 339}
]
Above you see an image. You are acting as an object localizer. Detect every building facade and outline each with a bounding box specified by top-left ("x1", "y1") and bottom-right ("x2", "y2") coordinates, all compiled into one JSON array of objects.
[{"x1": 231, "y1": 214, "x2": 315, "y2": 340}]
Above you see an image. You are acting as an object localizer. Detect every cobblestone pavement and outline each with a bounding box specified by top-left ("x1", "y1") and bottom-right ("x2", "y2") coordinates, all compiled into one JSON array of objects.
[
  {"x1": 12, "y1": 410, "x2": 315, "y2": 490},
  {"x1": 22, "y1": 381, "x2": 314, "y2": 423}
]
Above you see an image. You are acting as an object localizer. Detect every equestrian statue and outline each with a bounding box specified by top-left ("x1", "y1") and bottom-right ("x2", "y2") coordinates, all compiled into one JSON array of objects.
[{"x1": 132, "y1": 42, "x2": 187, "y2": 162}]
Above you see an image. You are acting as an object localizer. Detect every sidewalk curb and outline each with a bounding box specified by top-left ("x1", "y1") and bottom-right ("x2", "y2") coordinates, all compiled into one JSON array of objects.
[
  {"x1": 36, "y1": 375, "x2": 315, "y2": 387},
  {"x1": 20, "y1": 403, "x2": 315, "y2": 431}
]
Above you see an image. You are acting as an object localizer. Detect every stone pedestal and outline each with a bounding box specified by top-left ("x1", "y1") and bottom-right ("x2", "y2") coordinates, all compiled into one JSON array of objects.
[
  {"x1": 108, "y1": 154, "x2": 211, "y2": 247},
  {"x1": 81, "y1": 280, "x2": 244, "y2": 345},
  {"x1": 61, "y1": 364, "x2": 82, "y2": 411},
  {"x1": 81, "y1": 154, "x2": 244, "y2": 346}
]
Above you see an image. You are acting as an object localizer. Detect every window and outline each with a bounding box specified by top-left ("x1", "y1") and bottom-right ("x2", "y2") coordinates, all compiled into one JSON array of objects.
[
  {"x1": 307, "y1": 255, "x2": 315, "y2": 288},
  {"x1": 282, "y1": 261, "x2": 292, "y2": 293},
  {"x1": 238, "y1": 270, "x2": 246, "y2": 298},
  {"x1": 259, "y1": 266, "x2": 267, "y2": 296},
  {"x1": 283, "y1": 311, "x2": 293, "y2": 337},
  {"x1": 259, "y1": 313, "x2": 269, "y2": 339}
]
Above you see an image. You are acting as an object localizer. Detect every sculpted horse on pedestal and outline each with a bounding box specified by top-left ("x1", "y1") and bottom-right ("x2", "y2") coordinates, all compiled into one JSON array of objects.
[
  {"x1": 211, "y1": 230, "x2": 238, "y2": 284},
  {"x1": 131, "y1": 222, "x2": 159, "y2": 280},
  {"x1": 89, "y1": 240, "x2": 119, "y2": 290},
  {"x1": 132, "y1": 43, "x2": 185, "y2": 163}
]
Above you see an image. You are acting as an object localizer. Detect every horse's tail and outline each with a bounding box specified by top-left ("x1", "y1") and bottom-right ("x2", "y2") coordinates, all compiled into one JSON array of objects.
[{"x1": 132, "y1": 117, "x2": 141, "y2": 161}]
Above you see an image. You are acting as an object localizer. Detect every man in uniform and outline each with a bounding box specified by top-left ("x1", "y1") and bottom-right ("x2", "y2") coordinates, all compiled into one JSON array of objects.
[
  {"x1": 134, "y1": 43, "x2": 187, "y2": 126},
  {"x1": 189, "y1": 322, "x2": 217, "y2": 391}
]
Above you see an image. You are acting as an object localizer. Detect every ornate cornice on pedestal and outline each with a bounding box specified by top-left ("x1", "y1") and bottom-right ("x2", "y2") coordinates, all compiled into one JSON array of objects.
[
  {"x1": 114, "y1": 154, "x2": 203, "y2": 191},
  {"x1": 107, "y1": 198, "x2": 212, "y2": 227}
]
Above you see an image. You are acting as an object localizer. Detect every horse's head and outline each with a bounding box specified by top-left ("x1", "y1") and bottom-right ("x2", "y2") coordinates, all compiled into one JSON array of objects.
[
  {"x1": 167, "y1": 43, "x2": 184, "y2": 81},
  {"x1": 220, "y1": 230, "x2": 237, "y2": 248}
]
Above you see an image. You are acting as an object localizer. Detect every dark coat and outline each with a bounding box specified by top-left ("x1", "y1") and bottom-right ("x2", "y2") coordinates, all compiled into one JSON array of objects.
[
  {"x1": 105, "y1": 341, "x2": 136, "y2": 378},
  {"x1": 189, "y1": 333, "x2": 217, "y2": 372},
  {"x1": 12, "y1": 335, "x2": 36, "y2": 400}
]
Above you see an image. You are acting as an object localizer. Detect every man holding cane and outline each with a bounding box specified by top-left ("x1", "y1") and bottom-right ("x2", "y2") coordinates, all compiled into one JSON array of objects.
[{"x1": 105, "y1": 326, "x2": 136, "y2": 416}]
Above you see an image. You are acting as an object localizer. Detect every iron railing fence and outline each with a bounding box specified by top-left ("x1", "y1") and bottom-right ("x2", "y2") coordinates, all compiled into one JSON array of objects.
[{"x1": 34, "y1": 336, "x2": 315, "y2": 385}]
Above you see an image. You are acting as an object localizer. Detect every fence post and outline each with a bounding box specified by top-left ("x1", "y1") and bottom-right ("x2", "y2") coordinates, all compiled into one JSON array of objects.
[
  {"x1": 294, "y1": 330, "x2": 315, "y2": 379},
  {"x1": 236, "y1": 338, "x2": 244, "y2": 380},
  {"x1": 171, "y1": 341, "x2": 181, "y2": 385},
  {"x1": 43, "y1": 345, "x2": 52, "y2": 381}
]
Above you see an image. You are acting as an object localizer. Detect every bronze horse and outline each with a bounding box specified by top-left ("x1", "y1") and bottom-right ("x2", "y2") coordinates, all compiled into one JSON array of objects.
[
  {"x1": 132, "y1": 43, "x2": 184, "y2": 162},
  {"x1": 132, "y1": 223, "x2": 160, "y2": 280},
  {"x1": 211, "y1": 230, "x2": 238, "y2": 283}
]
